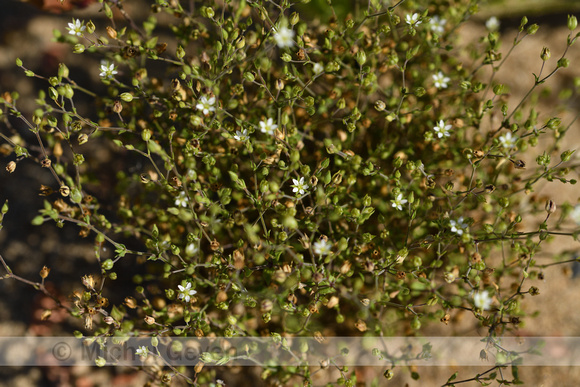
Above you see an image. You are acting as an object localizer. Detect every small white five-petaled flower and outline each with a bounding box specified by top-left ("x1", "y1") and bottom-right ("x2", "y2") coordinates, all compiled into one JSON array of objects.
[
  {"x1": 273, "y1": 26, "x2": 295, "y2": 48},
  {"x1": 312, "y1": 62, "x2": 324, "y2": 75},
  {"x1": 67, "y1": 19, "x2": 86, "y2": 37},
  {"x1": 450, "y1": 217, "x2": 468, "y2": 235},
  {"x1": 391, "y1": 193, "x2": 408, "y2": 211},
  {"x1": 175, "y1": 191, "x2": 188, "y2": 208},
  {"x1": 291, "y1": 177, "x2": 309, "y2": 196},
  {"x1": 185, "y1": 243, "x2": 199, "y2": 257},
  {"x1": 234, "y1": 129, "x2": 249, "y2": 142},
  {"x1": 473, "y1": 290, "x2": 492, "y2": 311},
  {"x1": 486, "y1": 16, "x2": 500, "y2": 32},
  {"x1": 135, "y1": 346, "x2": 148, "y2": 359},
  {"x1": 433, "y1": 120, "x2": 452, "y2": 138},
  {"x1": 432, "y1": 71, "x2": 450, "y2": 89},
  {"x1": 313, "y1": 239, "x2": 332, "y2": 256},
  {"x1": 259, "y1": 118, "x2": 278, "y2": 136},
  {"x1": 498, "y1": 132, "x2": 517, "y2": 149},
  {"x1": 178, "y1": 282, "x2": 197, "y2": 302},
  {"x1": 405, "y1": 13, "x2": 421, "y2": 26},
  {"x1": 196, "y1": 95, "x2": 216, "y2": 115},
  {"x1": 570, "y1": 205, "x2": 580, "y2": 225},
  {"x1": 430, "y1": 16, "x2": 447, "y2": 34},
  {"x1": 99, "y1": 62, "x2": 118, "y2": 79}
]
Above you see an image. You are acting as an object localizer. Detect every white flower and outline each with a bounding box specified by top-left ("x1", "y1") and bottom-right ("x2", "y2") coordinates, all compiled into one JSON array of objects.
[
  {"x1": 570, "y1": 205, "x2": 580, "y2": 225},
  {"x1": 135, "y1": 346, "x2": 148, "y2": 359},
  {"x1": 99, "y1": 62, "x2": 118, "y2": 79},
  {"x1": 185, "y1": 243, "x2": 199, "y2": 257},
  {"x1": 405, "y1": 13, "x2": 421, "y2": 26},
  {"x1": 175, "y1": 191, "x2": 188, "y2": 207},
  {"x1": 473, "y1": 290, "x2": 492, "y2": 311},
  {"x1": 273, "y1": 26, "x2": 295, "y2": 48},
  {"x1": 291, "y1": 177, "x2": 309, "y2": 196},
  {"x1": 313, "y1": 239, "x2": 332, "y2": 256},
  {"x1": 177, "y1": 282, "x2": 197, "y2": 302},
  {"x1": 498, "y1": 132, "x2": 517, "y2": 149},
  {"x1": 196, "y1": 95, "x2": 216, "y2": 115},
  {"x1": 432, "y1": 71, "x2": 450, "y2": 89},
  {"x1": 234, "y1": 129, "x2": 249, "y2": 142},
  {"x1": 486, "y1": 16, "x2": 500, "y2": 31},
  {"x1": 391, "y1": 193, "x2": 408, "y2": 211},
  {"x1": 312, "y1": 62, "x2": 324, "y2": 75},
  {"x1": 430, "y1": 16, "x2": 447, "y2": 34},
  {"x1": 433, "y1": 120, "x2": 452, "y2": 138},
  {"x1": 67, "y1": 19, "x2": 86, "y2": 37},
  {"x1": 259, "y1": 118, "x2": 278, "y2": 136},
  {"x1": 449, "y1": 217, "x2": 468, "y2": 235}
]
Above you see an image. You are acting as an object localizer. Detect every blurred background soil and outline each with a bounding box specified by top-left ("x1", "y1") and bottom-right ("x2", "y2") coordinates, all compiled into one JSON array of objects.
[{"x1": 0, "y1": 0, "x2": 580, "y2": 386}]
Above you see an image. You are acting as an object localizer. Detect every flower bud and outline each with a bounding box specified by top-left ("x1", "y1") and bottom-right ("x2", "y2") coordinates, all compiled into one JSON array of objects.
[
  {"x1": 144, "y1": 316, "x2": 156, "y2": 325},
  {"x1": 58, "y1": 63, "x2": 69, "y2": 79},
  {"x1": 120, "y1": 92, "x2": 133, "y2": 102},
  {"x1": 355, "y1": 51, "x2": 367, "y2": 66},
  {"x1": 568, "y1": 15, "x2": 578, "y2": 31},
  {"x1": 290, "y1": 12, "x2": 299, "y2": 26},
  {"x1": 86, "y1": 20, "x2": 96, "y2": 34},
  {"x1": 526, "y1": 24, "x2": 539, "y2": 35},
  {"x1": 73, "y1": 44, "x2": 85, "y2": 54},
  {"x1": 558, "y1": 58, "x2": 570, "y2": 68},
  {"x1": 176, "y1": 46, "x2": 185, "y2": 59},
  {"x1": 141, "y1": 129, "x2": 152, "y2": 142},
  {"x1": 540, "y1": 47, "x2": 551, "y2": 61},
  {"x1": 545, "y1": 199, "x2": 556, "y2": 214}
]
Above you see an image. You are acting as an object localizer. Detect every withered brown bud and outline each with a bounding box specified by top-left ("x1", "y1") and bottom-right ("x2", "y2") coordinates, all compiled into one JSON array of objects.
[
  {"x1": 308, "y1": 303, "x2": 319, "y2": 314},
  {"x1": 103, "y1": 316, "x2": 116, "y2": 325},
  {"x1": 261, "y1": 299, "x2": 273, "y2": 312},
  {"x1": 6, "y1": 161, "x2": 16, "y2": 173},
  {"x1": 53, "y1": 142, "x2": 63, "y2": 158},
  {"x1": 355, "y1": 319, "x2": 367, "y2": 332},
  {"x1": 106, "y1": 26, "x2": 118, "y2": 39},
  {"x1": 124, "y1": 297, "x2": 138, "y2": 309},
  {"x1": 41, "y1": 158, "x2": 52, "y2": 168},
  {"x1": 59, "y1": 185, "x2": 70, "y2": 197},
  {"x1": 39, "y1": 185, "x2": 54, "y2": 196},
  {"x1": 484, "y1": 184, "x2": 496, "y2": 194},
  {"x1": 340, "y1": 261, "x2": 352, "y2": 274},
  {"x1": 84, "y1": 315, "x2": 93, "y2": 330},
  {"x1": 326, "y1": 296, "x2": 339, "y2": 309},
  {"x1": 210, "y1": 239, "x2": 220, "y2": 251},
  {"x1": 82, "y1": 275, "x2": 95, "y2": 289},
  {"x1": 233, "y1": 248, "x2": 245, "y2": 270},
  {"x1": 40, "y1": 265, "x2": 50, "y2": 279},
  {"x1": 41, "y1": 310, "x2": 52, "y2": 321},
  {"x1": 113, "y1": 100, "x2": 123, "y2": 114},
  {"x1": 512, "y1": 159, "x2": 526, "y2": 169}
]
